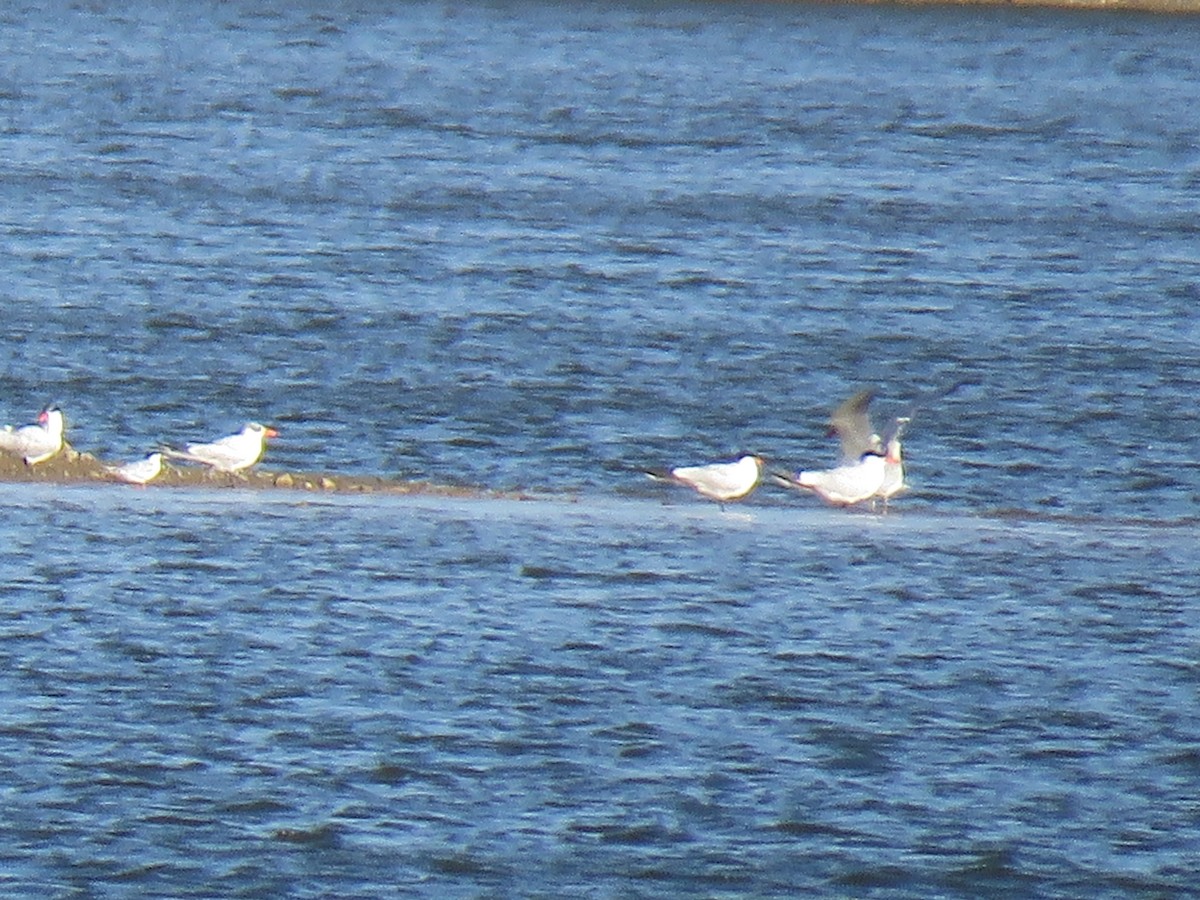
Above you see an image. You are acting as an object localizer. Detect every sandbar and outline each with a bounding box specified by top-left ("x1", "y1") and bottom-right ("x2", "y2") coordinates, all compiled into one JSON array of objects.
[{"x1": 0, "y1": 445, "x2": 523, "y2": 500}]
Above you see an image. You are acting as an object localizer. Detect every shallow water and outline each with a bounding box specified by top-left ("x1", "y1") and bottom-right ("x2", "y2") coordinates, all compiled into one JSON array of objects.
[
  {"x1": 0, "y1": 0, "x2": 1198, "y2": 896},
  {"x1": 1, "y1": 487, "x2": 1197, "y2": 897}
]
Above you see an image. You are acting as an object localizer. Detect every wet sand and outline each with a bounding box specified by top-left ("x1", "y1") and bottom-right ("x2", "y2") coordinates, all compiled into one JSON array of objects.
[{"x1": 0, "y1": 445, "x2": 527, "y2": 500}]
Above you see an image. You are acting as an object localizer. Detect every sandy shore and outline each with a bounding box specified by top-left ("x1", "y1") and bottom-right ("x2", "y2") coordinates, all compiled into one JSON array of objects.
[{"x1": 0, "y1": 444, "x2": 527, "y2": 500}]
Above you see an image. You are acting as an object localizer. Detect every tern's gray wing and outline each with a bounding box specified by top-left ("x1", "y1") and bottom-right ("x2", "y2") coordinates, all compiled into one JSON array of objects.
[
  {"x1": 896, "y1": 378, "x2": 977, "y2": 427},
  {"x1": 882, "y1": 414, "x2": 911, "y2": 444},
  {"x1": 828, "y1": 388, "x2": 881, "y2": 463}
]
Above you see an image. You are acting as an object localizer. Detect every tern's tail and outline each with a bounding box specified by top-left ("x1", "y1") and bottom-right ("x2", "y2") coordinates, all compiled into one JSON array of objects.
[
  {"x1": 768, "y1": 469, "x2": 804, "y2": 490},
  {"x1": 159, "y1": 445, "x2": 199, "y2": 465}
]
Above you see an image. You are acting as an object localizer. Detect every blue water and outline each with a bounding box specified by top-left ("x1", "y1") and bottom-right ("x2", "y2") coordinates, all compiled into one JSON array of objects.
[{"x1": 1, "y1": 1, "x2": 1199, "y2": 896}]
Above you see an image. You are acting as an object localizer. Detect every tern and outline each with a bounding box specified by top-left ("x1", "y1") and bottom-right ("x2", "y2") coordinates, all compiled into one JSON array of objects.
[
  {"x1": 781, "y1": 380, "x2": 967, "y2": 509},
  {"x1": 876, "y1": 417, "x2": 910, "y2": 507},
  {"x1": 771, "y1": 451, "x2": 887, "y2": 506},
  {"x1": 826, "y1": 388, "x2": 911, "y2": 507},
  {"x1": 0, "y1": 406, "x2": 65, "y2": 465},
  {"x1": 105, "y1": 452, "x2": 164, "y2": 485},
  {"x1": 163, "y1": 422, "x2": 278, "y2": 473},
  {"x1": 645, "y1": 454, "x2": 764, "y2": 504},
  {"x1": 772, "y1": 388, "x2": 908, "y2": 508}
]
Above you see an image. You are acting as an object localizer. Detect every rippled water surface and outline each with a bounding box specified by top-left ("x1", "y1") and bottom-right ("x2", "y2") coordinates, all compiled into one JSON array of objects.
[{"x1": 1, "y1": 1, "x2": 1199, "y2": 896}]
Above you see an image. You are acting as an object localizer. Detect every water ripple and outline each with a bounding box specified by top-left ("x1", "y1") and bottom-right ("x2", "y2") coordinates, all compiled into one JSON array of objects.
[{"x1": 0, "y1": 1, "x2": 1197, "y2": 896}]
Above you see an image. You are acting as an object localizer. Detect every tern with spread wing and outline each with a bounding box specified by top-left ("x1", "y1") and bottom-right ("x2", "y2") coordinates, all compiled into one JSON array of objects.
[
  {"x1": 0, "y1": 406, "x2": 65, "y2": 465},
  {"x1": 773, "y1": 388, "x2": 907, "y2": 508},
  {"x1": 163, "y1": 422, "x2": 278, "y2": 473},
  {"x1": 646, "y1": 454, "x2": 764, "y2": 504}
]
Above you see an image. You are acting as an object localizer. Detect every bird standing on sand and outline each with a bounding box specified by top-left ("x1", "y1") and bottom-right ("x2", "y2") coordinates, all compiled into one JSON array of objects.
[
  {"x1": 773, "y1": 388, "x2": 907, "y2": 508},
  {"x1": 0, "y1": 406, "x2": 65, "y2": 465},
  {"x1": 163, "y1": 422, "x2": 278, "y2": 473},
  {"x1": 105, "y1": 451, "x2": 164, "y2": 485},
  {"x1": 771, "y1": 451, "x2": 887, "y2": 506},
  {"x1": 876, "y1": 417, "x2": 910, "y2": 507},
  {"x1": 646, "y1": 454, "x2": 765, "y2": 504}
]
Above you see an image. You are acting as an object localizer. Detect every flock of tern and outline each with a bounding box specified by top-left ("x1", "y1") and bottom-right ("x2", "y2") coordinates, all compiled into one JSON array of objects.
[
  {"x1": 647, "y1": 388, "x2": 910, "y2": 509},
  {"x1": 0, "y1": 388, "x2": 905, "y2": 508},
  {"x1": 0, "y1": 410, "x2": 278, "y2": 485}
]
